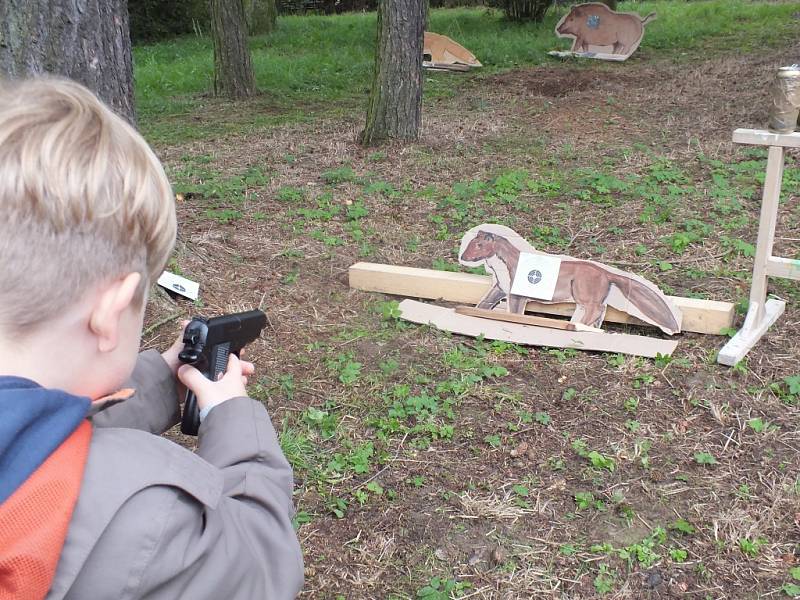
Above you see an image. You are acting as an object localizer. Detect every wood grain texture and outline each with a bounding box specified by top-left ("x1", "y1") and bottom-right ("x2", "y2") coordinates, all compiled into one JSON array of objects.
[
  {"x1": 732, "y1": 128, "x2": 800, "y2": 148},
  {"x1": 401, "y1": 300, "x2": 679, "y2": 358},
  {"x1": 211, "y1": 0, "x2": 257, "y2": 98},
  {"x1": 0, "y1": 0, "x2": 135, "y2": 123},
  {"x1": 360, "y1": 0, "x2": 426, "y2": 144},
  {"x1": 455, "y1": 306, "x2": 603, "y2": 332}
]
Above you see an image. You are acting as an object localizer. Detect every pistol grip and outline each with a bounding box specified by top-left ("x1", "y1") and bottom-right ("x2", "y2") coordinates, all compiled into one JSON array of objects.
[
  {"x1": 181, "y1": 390, "x2": 201, "y2": 435},
  {"x1": 209, "y1": 342, "x2": 232, "y2": 380},
  {"x1": 179, "y1": 342, "x2": 232, "y2": 436}
]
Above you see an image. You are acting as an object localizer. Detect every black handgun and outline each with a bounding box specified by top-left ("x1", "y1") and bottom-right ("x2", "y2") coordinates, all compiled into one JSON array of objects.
[{"x1": 178, "y1": 309, "x2": 267, "y2": 435}]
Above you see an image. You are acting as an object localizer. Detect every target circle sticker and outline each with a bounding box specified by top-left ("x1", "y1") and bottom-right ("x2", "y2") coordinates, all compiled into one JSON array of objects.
[{"x1": 510, "y1": 253, "x2": 562, "y2": 300}]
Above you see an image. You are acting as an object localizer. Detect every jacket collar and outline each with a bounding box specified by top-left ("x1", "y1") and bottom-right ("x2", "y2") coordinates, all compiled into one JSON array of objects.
[{"x1": 0, "y1": 377, "x2": 91, "y2": 504}]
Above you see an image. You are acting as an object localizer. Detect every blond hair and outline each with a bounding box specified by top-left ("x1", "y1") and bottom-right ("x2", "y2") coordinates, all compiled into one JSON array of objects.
[{"x1": 0, "y1": 77, "x2": 176, "y2": 334}]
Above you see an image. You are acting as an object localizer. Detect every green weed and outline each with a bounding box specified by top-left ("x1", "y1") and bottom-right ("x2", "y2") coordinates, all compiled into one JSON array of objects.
[
  {"x1": 694, "y1": 452, "x2": 718, "y2": 466},
  {"x1": 587, "y1": 451, "x2": 615, "y2": 473},
  {"x1": 669, "y1": 519, "x2": 696, "y2": 535},
  {"x1": 669, "y1": 547, "x2": 688, "y2": 562},
  {"x1": 416, "y1": 577, "x2": 471, "y2": 599},
  {"x1": 204, "y1": 208, "x2": 243, "y2": 223},
  {"x1": 593, "y1": 564, "x2": 616, "y2": 595},
  {"x1": 321, "y1": 166, "x2": 357, "y2": 185},
  {"x1": 326, "y1": 353, "x2": 362, "y2": 385},
  {"x1": 276, "y1": 186, "x2": 305, "y2": 203},
  {"x1": 739, "y1": 537, "x2": 767, "y2": 557}
]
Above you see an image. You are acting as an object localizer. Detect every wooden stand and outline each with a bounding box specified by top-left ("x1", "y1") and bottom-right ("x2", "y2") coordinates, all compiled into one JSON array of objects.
[{"x1": 717, "y1": 128, "x2": 800, "y2": 366}]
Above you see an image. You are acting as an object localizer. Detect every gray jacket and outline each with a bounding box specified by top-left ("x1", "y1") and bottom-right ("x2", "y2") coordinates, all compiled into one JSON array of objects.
[{"x1": 47, "y1": 350, "x2": 304, "y2": 600}]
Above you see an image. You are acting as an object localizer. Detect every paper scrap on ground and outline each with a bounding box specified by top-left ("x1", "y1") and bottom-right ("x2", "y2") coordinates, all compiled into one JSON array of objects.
[{"x1": 157, "y1": 271, "x2": 199, "y2": 300}]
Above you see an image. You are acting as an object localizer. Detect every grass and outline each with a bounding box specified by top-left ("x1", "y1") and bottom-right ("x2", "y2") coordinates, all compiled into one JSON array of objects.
[{"x1": 134, "y1": 0, "x2": 800, "y2": 142}]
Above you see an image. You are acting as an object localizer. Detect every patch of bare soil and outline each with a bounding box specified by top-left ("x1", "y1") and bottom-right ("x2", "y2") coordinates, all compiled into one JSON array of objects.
[{"x1": 147, "y1": 38, "x2": 800, "y2": 599}]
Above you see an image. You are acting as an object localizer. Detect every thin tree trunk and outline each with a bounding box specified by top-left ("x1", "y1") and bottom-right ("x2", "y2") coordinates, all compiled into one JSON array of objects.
[
  {"x1": 0, "y1": 0, "x2": 135, "y2": 124},
  {"x1": 360, "y1": 0, "x2": 426, "y2": 146},
  {"x1": 503, "y1": 0, "x2": 550, "y2": 22},
  {"x1": 210, "y1": 0, "x2": 257, "y2": 98},
  {"x1": 263, "y1": 0, "x2": 278, "y2": 33},
  {"x1": 244, "y1": 0, "x2": 278, "y2": 35}
]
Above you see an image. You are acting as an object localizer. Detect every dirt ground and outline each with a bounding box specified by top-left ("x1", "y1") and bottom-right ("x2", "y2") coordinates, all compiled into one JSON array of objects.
[{"x1": 147, "y1": 38, "x2": 800, "y2": 599}]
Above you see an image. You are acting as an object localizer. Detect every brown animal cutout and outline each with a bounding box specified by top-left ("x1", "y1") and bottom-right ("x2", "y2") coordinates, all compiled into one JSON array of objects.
[
  {"x1": 423, "y1": 32, "x2": 482, "y2": 72},
  {"x1": 458, "y1": 224, "x2": 681, "y2": 334},
  {"x1": 554, "y1": 2, "x2": 656, "y2": 61}
]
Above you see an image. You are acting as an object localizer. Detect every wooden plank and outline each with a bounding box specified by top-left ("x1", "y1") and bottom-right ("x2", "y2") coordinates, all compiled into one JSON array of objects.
[
  {"x1": 732, "y1": 128, "x2": 800, "y2": 148},
  {"x1": 765, "y1": 256, "x2": 800, "y2": 281},
  {"x1": 349, "y1": 262, "x2": 735, "y2": 335},
  {"x1": 400, "y1": 300, "x2": 678, "y2": 358},
  {"x1": 455, "y1": 306, "x2": 603, "y2": 332}
]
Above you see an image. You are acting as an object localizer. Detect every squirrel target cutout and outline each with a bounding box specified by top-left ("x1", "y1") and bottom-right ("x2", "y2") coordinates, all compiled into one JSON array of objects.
[
  {"x1": 552, "y1": 2, "x2": 656, "y2": 61},
  {"x1": 458, "y1": 224, "x2": 681, "y2": 335}
]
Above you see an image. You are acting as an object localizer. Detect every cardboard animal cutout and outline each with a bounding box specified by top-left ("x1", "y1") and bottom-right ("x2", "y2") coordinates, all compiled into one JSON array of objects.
[
  {"x1": 423, "y1": 32, "x2": 482, "y2": 72},
  {"x1": 458, "y1": 224, "x2": 681, "y2": 334},
  {"x1": 552, "y1": 2, "x2": 656, "y2": 61}
]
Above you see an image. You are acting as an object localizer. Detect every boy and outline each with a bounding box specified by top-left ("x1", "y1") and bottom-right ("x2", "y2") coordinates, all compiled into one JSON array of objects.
[{"x1": 0, "y1": 78, "x2": 304, "y2": 599}]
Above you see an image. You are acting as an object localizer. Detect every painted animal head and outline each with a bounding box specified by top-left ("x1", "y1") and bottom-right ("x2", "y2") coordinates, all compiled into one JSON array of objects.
[
  {"x1": 557, "y1": 5, "x2": 585, "y2": 35},
  {"x1": 557, "y1": 3, "x2": 608, "y2": 35},
  {"x1": 460, "y1": 230, "x2": 499, "y2": 262}
]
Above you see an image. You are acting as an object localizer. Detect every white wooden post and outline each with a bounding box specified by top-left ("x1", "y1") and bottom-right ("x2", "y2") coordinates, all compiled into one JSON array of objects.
[{"x1": 718, "y1": 128, "x2": 800, "y2": 366}]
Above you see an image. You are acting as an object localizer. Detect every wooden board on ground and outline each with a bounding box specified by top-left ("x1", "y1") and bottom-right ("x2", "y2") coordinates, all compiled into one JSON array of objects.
[
  {"x1": 349, "y1": 262, "x2": 735, "y2": 335},
  {"x1": 401, "y1": 300, "x2": 678, "y2": 358},
  {"x1": 455, "y1": 306, "x2": 603, "y2": 332},
  {"x1": 548, "y1": 49, "x2": 627, "y2": 62}
]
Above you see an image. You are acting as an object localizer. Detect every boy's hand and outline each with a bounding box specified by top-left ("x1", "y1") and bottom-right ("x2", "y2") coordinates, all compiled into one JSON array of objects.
[
  {"x1": 161, "y1": 321, "x2": 191, "y2": 377},
  {"x1": 177, "y1": 354, "x2": 255, "y2": 412}
]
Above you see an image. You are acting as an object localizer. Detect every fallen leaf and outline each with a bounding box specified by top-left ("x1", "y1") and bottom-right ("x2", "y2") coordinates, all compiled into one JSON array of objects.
[{"x1": 510, "y1": 441, "x2": 529, "y2": 457}]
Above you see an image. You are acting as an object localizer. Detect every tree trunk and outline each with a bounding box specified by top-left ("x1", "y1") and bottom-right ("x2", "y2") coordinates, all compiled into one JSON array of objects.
[
  {"x1": 210, "y1": 0, "x2": 257, "y2": 98},
  {"x1": 244, "y1": 0, "x2": 278, "y2": 35},
  {"x1": 360, "y1": 0, "x2": 426, "y2": 146},
  {"x1": 0, "y1": 0, "x2": 135, "y2": 124},
  {"x1": 503, "y1": 0, "x2": 551, "y2": 22},
  {"x1": 599, "y1": 0, "x2": 617, "y2": 10}
]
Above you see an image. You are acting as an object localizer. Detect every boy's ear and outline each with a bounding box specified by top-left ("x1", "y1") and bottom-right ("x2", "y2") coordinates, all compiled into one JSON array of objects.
[{"x1": 89, "y1": 272, "x2": 142, "y2": 353}]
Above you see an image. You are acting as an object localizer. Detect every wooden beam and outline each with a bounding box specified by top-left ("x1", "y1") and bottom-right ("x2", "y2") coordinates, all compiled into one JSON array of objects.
[
  {"x1": 401, "y1": 300, "x2": 678, "y2": 358},
  {"x1": 732, "y1": 128, "x2": 800, "y2": 148},
  {"x1": 765, "y1": 256, "x2": 800, "y2": 281},
  {"x1": 349, "y1": 262, "x2": 735, "y2": 335},
  {"x1": 455, "y1": 306, "x2": 602, "y2": 332}
]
